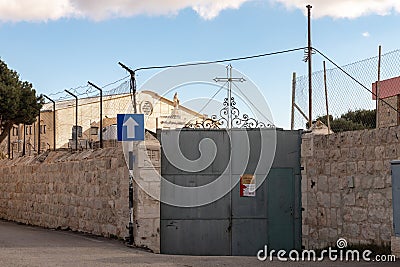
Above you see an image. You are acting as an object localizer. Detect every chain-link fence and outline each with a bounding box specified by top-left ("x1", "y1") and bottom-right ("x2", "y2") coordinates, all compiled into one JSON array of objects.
[
  {"x1": 4, "y1": 77, "x2": 133, "y2": 157},
  {"x1": 293, "y1": 49, "x2": 400, "y2": 132}
]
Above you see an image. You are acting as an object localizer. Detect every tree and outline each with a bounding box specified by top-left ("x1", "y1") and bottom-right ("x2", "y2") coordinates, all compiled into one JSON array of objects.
[
  {"x1": 311, "y1": 109, "x2": 376, "y2": 133},
  {"x1": 0, "y1": 59, "x2": 43, "y2": 144}
]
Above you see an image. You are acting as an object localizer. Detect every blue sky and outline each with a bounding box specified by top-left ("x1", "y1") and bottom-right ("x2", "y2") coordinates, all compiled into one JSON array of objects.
[{"x1": 1, "y1": 0, "x2": 400, "y2": 128}]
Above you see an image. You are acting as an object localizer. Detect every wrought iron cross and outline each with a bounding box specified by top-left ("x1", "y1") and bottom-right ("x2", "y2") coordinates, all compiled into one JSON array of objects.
[{"x1": 214, "y1": 64, "x2": 245, "y2": 129}]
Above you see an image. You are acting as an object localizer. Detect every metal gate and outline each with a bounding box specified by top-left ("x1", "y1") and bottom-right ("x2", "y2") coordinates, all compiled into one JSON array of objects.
[{"x1": 159, "y1": 128, "x2": 302, "y2": 256}]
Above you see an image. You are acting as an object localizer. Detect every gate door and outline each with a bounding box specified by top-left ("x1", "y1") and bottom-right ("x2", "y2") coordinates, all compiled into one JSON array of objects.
[{"x1": 159, "y1": 128, "x2": 301, "y2": 256}]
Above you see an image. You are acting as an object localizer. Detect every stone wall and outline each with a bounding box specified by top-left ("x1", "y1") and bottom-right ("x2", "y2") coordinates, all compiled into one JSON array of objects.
[
  {"x1": 0, "y1": 141, "x2": 161, "y2": 252},
  {"x1": 301, "y1": 127, "x2": 397, "y2": 250}
]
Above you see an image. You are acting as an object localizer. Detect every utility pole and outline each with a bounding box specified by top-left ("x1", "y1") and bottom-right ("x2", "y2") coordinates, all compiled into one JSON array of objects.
[
  {"x1": 306, "y1": 4, "x2": 313, "y2": 128},
  {"x1": 118, "y1": 62, "x2": 137, "y2": 113},
  {"x1": 118, "y1": 62, "x2": 138, "y2": 246},
  {"x1": 88, "y1": 81, "x2": 103, "y2": 148},
  {"x1": 65, "y1": 90, "x2": 78, "y2": 151},
  {"x1": 43, "y1": 95, "x2": 56, "y2": 151},
  {"x1": 214, "y1": 64, "x2": 245, "y2": 129},
  {"x1": 291, "y1": 72, "x2": 296, "y2": 130}
]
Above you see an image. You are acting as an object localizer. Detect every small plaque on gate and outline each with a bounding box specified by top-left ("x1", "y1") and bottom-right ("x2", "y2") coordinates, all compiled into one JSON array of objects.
[{"x1": 240, "y1": 174, "x2": 256, "y2": 197}]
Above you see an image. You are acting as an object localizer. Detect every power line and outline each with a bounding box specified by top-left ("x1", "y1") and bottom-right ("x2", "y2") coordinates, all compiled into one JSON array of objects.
[{"x1": 132, "y1": 47, "x2": 307, "y2": 72}]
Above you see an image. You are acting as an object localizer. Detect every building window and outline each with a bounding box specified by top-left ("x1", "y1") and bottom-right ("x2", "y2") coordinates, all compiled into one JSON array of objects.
[
  {"x1": 12, "y1": 127, "x2": 19, "y2": 136},
  {"x1": 40, "y1": 125, "x2": 46, "y2": 134},
  {"x1": 26, "y1": 126, "x2": 32, "y2": 135}
]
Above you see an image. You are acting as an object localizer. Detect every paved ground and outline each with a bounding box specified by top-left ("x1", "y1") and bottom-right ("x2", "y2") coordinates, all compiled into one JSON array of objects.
[{"x1": 0, "y1": 220, "x2": 399, "y2": 267}]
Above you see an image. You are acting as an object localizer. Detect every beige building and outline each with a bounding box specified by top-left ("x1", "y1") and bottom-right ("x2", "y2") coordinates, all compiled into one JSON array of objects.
[{"x1": 1, "y1": 91, "x2": 205, "y2": 156}]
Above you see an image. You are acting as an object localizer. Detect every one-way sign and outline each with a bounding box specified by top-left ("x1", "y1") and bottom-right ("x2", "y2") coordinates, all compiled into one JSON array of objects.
[{"x1": 117, "y1": 114, "x2": 145, "y2": 141}]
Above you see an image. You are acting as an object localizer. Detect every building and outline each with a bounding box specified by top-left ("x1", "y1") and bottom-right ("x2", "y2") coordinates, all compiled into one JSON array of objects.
[
  {"x1": 0, "y1": 91, "x2": 205, "y2": 156},
  {"x1": 372, "y1": 76, "x2": 400, "y2": 128}
]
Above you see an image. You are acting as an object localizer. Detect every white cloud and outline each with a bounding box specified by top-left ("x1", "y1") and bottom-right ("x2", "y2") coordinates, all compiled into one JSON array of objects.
[
  {"x1": 2, "y1": 0, "x2": 400, "y2": 22},
  {"x1": 362, "y1": 32, "x2": 370, "y2": 38},
  {"x1": 272, "y1": 0, "x2": 400, "y2": 19},
  {"x1": 0, "y1": 0, "x2": 250, "y2": 22}
]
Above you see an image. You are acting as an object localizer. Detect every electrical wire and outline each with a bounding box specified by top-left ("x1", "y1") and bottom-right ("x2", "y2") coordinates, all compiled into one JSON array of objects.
[{"x1": 132, "y1": 47, "x2": 308, "y2": 72}]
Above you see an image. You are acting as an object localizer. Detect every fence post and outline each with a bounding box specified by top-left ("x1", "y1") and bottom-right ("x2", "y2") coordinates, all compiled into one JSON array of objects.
[
  {"x1": 307, "y1": 4, "x2": 313, "y2": 128},
  {"x1": 376, "y1": 45, "x2": 382, "y2": 128},
  {"x1": 323, "y1": 61, "x2": 331, "y2": 134},
  {"x1": 291, "y1": 72, "x2": 296, "y2": 130},
  {"x1": 7, "y1": 127, "x2": 11, "y2": 159},
  {"x1": 65, "y1": 90, "x2": 78, "y2": 151},
  {"x1": 43, "y1": 95, "x2": 56, "y2": 151},
  {"x1": 88, "y1": 81, "x2": 103, "y2": 148}
]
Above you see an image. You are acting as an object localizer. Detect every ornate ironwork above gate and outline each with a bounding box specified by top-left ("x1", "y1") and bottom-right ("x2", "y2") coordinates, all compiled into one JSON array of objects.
[
  {"x1": 184, "y1": 64, "x2": 275, "y2": 129},
  {"x1": 184, "y1": 96, "x2": 274, "y2": 129}
]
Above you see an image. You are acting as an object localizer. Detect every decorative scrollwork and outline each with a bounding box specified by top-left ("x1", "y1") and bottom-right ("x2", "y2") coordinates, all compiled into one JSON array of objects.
[
  {"x1": 184, "y1": 95, "x2": 275, "y2": 129},
  {"x1": 184, "y1": 118, "x2": 221, "y2": 129}
]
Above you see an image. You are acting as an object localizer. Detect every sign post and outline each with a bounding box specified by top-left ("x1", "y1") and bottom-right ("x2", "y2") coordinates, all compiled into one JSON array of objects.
[{"x1": 117, "y1": 114, "x2": 145, "y2": 246}]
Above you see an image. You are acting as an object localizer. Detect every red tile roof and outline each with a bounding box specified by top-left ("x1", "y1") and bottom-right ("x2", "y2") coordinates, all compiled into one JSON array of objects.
[{"x1": 372, "y1": 76, "x2": 400, "y2": 100}]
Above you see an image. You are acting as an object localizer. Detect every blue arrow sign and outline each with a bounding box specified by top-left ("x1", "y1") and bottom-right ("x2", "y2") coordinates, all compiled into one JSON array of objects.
[{"x1": 117, "y1": 114, "x2": 145, "y2": 141}]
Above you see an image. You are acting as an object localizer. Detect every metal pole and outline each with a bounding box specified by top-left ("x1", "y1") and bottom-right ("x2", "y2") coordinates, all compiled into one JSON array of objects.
[
  {"x1": 65, "y1": 90, "x2": 78, "y2": 151},
  {"x1": 7, "y1": 126, "x2": 11, "y2": 159},
  {"x1": 44, "y1": 95, "x2": 56, "y2": 151},
  {"x1": 307, "y1": 4, "x2": 313, "y2": 128},
  {"x1": 118, "y1": 62, "x2": 137, "y2": 113},
  {"x1": 291, "y1": 72, "x2": 296, "y2": 130},
  {"x1": 22, "y1": 124, "x2": 26, "y2": 156},
  {"x1": 132, "y1": 73, "x2": 137, "y2": 114},
  {"x1": 228, "y1": 64, "x2": 232, "y2": 129},
  {"x1": 128, "y1": 150, "x2": 135, "y2": 245},
  {"x1": 323, "y1": 61, "x2": 331, "y2": 134},
  {"x1": 38, "y1": 111, "x2": 41, "y2": 154},
  {"x1": 376, "y1": 45, "x2": 382, "y2": 128},
  {"x1": 88, "y1": 81, "x2": 103, "y2": 148}
]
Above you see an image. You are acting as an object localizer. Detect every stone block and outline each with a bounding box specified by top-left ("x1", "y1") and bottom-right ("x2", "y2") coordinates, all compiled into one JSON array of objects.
[
  {"x1": 343, "y1": 223, "x2": 360, "y2": 237},
  {"x1": 316, "y1": 192, "x2": 330, "y2": 207},
  {"x1": 317, "y1": 176, "x2": 329, "y2": 192},
  {"x1": 361, "y1": 224, "x2": 377, "y2": 241},
  {"x1": 365, "y1": 146, "x2": 375, "y2": 160},
  {"x1": 341, "y1": 148, "x2": 350, "y2": 159},
  {"x1": 329, "y1": 149, "x2": 341, "y2": 161},
  {"x1": 347, "y1": 162, "x2": 357, "y2": 174},
  {"x1": 391, "y1": 236, "x2": 400, "y2": 258},
  {"x1": 380, "y1": 224, "x2": 392, "y2": 242},
  {"x1": 343, "y1": 206, "x2": 367, "y2": 222},
  {"x1": 385, "y1": 146, "x2": 397, "y2": 159},
  {"x1": 331, "y1": 193, "x2": 340, "y2": 208},
  {"x1": 301, "y1": 137, "x2": 313, "y2": 158},
  {"x1": 375, "y1": 146, "x2": 385, "y2": 159},
  {"x1": 355, "y1": 191, "x2": 368, "y2": 207},
  {"x1": 368, "y1": 192, "x2": 387, "y2": 206},
  {"x1": 361, "y1": 175, "x2": 374, "y2": 189},
  {"x1": 337, "y1": 162, "x2": 347, "y2": 175},
  {"x1": 368, "y1": 206, "x2": 388, "y2": 222},
  {"x1": 374, "y1": 161, "x2": 384, "y2": 172}
]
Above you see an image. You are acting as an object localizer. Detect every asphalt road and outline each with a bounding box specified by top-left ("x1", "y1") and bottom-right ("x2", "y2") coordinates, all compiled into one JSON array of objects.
[{"x1": 0, "y1": 220, "x2": 399, "y2": 267}]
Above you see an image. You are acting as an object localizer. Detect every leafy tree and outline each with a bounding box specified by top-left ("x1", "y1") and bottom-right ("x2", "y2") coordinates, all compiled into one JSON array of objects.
[
  {"x1": 311, "y1": 109, "x2": 376, "y2": 133},
  {"x1": 0, "y1": 59, "x2": 43, "y2": 143}
]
